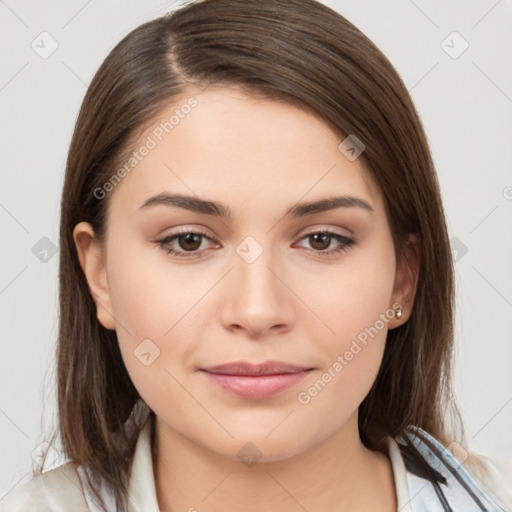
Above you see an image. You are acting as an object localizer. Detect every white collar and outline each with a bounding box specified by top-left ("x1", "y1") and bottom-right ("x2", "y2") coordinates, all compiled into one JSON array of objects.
[{"x1": 127, "y1": 417, "x2": 160, "y2": 512}]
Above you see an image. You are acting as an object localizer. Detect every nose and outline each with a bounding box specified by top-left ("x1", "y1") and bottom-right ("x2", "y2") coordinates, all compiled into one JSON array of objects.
[{"x1": 220, "y1": 247, "x2": 295, "y2": 339}]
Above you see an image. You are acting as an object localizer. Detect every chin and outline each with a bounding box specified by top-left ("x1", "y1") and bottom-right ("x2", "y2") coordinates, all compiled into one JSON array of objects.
[
  {"x1": 216, "y1": 427, "x2": 312, "y2": 465},
  {"x1": 225, "y1": 439, "x2": 306, "y2": 466}
]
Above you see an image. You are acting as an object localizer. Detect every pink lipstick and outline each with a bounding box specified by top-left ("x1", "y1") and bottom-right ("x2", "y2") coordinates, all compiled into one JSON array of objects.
[{"x1": 200, "y1": 360, "x2": 313, "y2": 399}]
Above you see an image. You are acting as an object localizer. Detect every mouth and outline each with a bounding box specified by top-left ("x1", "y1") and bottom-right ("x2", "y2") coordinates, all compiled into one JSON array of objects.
[{"x1": 199, "y1": 360, "x2": 314, "y2": 399}]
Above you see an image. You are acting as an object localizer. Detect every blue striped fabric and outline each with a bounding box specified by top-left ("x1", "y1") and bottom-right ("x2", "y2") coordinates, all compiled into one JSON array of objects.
[{"x1": 396, "y1": 426, "x2": 503, "y2": 511}]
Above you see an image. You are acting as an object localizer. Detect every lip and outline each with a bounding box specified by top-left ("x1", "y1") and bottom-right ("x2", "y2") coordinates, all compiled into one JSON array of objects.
[{"x1": 199, "y1": 360, "x2": 313, "y2": 399}]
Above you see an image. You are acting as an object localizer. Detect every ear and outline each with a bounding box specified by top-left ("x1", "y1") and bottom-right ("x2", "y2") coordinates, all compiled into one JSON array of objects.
[
  {"x1": 73, "y1": 222, "x2": 116, "y2": 330},
  {"x1": 389, "y1": 233, "x2": 420, "y2": 328}
]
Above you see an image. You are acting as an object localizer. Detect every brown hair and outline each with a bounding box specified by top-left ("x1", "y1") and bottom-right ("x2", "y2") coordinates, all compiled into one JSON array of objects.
[{"x1": 41, "y1": 0, "x2": 464, "y2": 509}]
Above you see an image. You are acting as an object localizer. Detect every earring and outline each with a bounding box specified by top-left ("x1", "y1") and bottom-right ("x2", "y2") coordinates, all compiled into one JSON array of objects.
[{"x1": 396, "y1": 305, "x2": 403, "y2": 319}]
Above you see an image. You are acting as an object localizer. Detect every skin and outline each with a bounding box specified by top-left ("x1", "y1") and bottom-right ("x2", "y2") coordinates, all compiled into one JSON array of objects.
[{"x1": 74, "y1": 86, "x2": 419, "y2": 511}]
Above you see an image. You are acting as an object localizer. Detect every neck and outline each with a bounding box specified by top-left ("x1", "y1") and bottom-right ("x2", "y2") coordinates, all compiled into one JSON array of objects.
[{"x1": 152, "y1": 413, "x2": 397, "y2": 512}]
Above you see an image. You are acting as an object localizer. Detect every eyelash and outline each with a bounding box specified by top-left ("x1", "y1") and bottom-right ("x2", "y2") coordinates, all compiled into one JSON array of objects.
[{"x1": 156, "y1": 228, "x2": 356, "y2": 259}]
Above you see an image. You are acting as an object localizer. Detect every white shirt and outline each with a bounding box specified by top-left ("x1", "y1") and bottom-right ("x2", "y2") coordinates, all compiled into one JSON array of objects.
[{"x1": 2, "y1": 417, "x2": 511, "y2": 511}]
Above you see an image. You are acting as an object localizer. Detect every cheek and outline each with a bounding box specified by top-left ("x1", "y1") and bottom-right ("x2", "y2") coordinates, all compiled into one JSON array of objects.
[{"x1": 296, "y1": 285, "x2": 393, "y2": 425}]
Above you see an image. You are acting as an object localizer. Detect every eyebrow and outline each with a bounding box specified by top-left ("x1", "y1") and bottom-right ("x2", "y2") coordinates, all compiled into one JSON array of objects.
[{"x1": 138, "y1": 193, "x2": 374, "y2": 217}]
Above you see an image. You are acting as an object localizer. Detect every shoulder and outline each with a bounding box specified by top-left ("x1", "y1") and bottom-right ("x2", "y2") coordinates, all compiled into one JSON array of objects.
[
  {"x1": 0, "y1": 462, "x2": 89, "y2": 512},
  {"x1": 464, "y1": 451, "x2": 512, "y2": 511}
]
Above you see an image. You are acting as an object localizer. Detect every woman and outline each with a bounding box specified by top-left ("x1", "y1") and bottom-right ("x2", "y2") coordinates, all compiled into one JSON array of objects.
[{"x1": 2, "y1": 0, "x2": 511, "y2": 510}]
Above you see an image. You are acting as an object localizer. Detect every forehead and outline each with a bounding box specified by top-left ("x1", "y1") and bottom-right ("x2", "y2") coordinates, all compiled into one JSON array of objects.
[{"x1": 107, "y1": 86, "x2": 382, "y2": 220}]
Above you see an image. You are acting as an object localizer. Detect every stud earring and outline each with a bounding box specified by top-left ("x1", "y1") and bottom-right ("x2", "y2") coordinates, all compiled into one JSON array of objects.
[{"x1": 396, "y1": 305, "x2": 403, "y2": 319}]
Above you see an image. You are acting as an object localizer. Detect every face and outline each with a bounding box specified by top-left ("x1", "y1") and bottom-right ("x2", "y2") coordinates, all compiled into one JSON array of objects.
[{"x1": 75, "y1": 86, "x2": 414, "y2": 463}]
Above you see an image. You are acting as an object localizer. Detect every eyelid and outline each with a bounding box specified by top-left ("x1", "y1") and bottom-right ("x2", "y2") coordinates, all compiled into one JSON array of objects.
[
  {"x1": 297, "y1": 224, "x2": 353, "y2": 238},
  {"x1": 155, "y1": 224, "x2": 216, "y2": 238}
]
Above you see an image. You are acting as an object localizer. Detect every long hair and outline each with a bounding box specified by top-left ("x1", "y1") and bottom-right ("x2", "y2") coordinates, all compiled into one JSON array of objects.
[{"x1": 42, "y1": 0, "x2": 463, "y2": 509}]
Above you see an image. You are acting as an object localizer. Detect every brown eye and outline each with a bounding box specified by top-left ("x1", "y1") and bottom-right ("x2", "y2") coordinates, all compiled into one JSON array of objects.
[
  {"x1": 157, "y1": 230, "x2": 217, "y2": 258},
  {"x1": 308, "y1": 233, "x2": 331, "y2": 251},
  {"x1": 177, "y1": 233, "x2": 203, "y2": 251},
  {"x1": 296, "y1": 230, "x2": 355, "y2": 257}
]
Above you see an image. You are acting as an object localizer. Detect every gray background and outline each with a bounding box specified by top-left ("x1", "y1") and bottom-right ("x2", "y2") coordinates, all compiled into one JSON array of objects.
[{"x1": 1, "y1": 0, "x2": 511, "y2": 499}]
